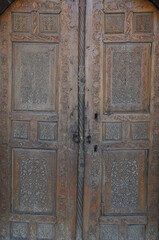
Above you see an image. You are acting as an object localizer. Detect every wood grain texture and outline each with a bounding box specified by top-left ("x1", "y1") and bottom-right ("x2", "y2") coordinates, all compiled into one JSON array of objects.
[
  {"x1": 0, "y1": 0, "x2": 159, "y2": 240},
  {"x1": 0, "y1": 1, "x2": 79, "y2": 239},
  {"x1": 84, "y1": 0, "x2": 159, "y2": 239}
]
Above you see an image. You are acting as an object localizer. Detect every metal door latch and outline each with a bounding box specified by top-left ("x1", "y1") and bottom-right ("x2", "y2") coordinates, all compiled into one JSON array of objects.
[
  {"x1": 86, "y1": 129, "x2": 91, "y2": 144},
  {"x1": 72, "y1": 122, "x2": 80, "y2": 143}
]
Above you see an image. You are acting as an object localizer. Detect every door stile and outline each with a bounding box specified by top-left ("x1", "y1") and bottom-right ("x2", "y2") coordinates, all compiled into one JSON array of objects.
[{"x1": 76, "y1": 0, "x2": 86, "y2": 239}]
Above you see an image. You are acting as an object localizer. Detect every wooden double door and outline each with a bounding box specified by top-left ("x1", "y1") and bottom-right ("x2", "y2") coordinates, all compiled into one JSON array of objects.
[{"x1": 0, "y1": 0, "x2": 159, "y2": 239}]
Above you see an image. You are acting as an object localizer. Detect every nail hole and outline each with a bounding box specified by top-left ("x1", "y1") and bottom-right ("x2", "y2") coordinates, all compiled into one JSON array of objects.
[
  {"x1": 94, "y1": 145, "x2": 98, "y2": 152},
  {"x1": 94, "y1": 113, "x2": 98, "y2": 121}
]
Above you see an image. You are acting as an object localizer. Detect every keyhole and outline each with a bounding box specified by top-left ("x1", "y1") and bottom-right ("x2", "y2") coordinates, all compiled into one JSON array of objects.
[
  {"x1": 94, "y1": 113, "x2": 98, "y2": 121},
  {"x1": 94, "y1": 145, "x2": 98, "y2": 152}
]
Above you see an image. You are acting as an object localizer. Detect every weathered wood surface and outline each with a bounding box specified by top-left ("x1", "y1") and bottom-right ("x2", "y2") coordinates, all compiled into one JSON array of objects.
[
  {"x1": 0, "y1": 0, "x2": 159, "y2": 15},
  {"x1": 0, "y1": 0, "x2": 79, "y2": 239},
  {"x1": 84, "y1": 0, "x2": 159, "y2": 239},
  {"x1": 0, "y1": 0, "x2": 159, "y2": 240}
]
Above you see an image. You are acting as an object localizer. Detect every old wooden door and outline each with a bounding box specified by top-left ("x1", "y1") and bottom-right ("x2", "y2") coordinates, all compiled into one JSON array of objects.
[
  {"x1": 84, "y1": 0, "x2": 159, "y2": 240},
  {"x1": 0, "y1": 0, "x2": 79, "y2": 239},
  {"x1": 1, "y1": 0, "x2": 159, "y2": 240}
]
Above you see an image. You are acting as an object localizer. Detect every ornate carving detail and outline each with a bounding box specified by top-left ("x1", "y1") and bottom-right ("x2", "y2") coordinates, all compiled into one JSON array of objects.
[
  {"x1": 111, "y1": 157, "x2": 138, "y2": 208},
  {"x1": 100, "y1": 224, "x2": 119, "y2": 240},
  {"x1": 104, "y1": 1, "x2": 156, "y2": 12},
  {"x1": 13, "y1": 43, "x2": 58, "y2": 111},
  {"x1": 32, "y1": 12, "x2": 38, "y2": 35},
  {"x1": 40, "y1": 14, "x2": 59, "y2": 33},
  {"x1": 10, "y1": 0, "x2": 61, "y2": 12},
  {"x1": 103, "y1": 122, "x2": 122, "y2": 141},
  {"x1": 37, "y1": 223, "x2": 55, "y2": 239},
  {"x1": 38, "y1": 122, "x2": 57, "y2": 141},
  {"x1": 127, "y1": 225, "x2": 146, "y2": 240},
  {"x1": 12, "y1": 13, "x2": 30, "y2": 33},
  {"x1": 125, "y1": 11, "x2": 133, "y2": 35},
  {"x1": 11, "y1": 222, "x2": 29, "y2": 239},
  {"x1": 11, "y1": 34, "x2": 59, "y2": 43},
  {"x1": 134, "y1": 13, "x2": 153, "y2": 33},
  {"x1": 12, "y1": 149, "x2": 56, "y2": 214},
  {"x1": 103, "y1": 150, "x2": 147, "y2": 214},
  {"x1": 105, "y1": 13, "x2": 125, "y2": 34},
  {"x1": 12, "y1": 121, "x2": 29, "y2": 139},
  {"x1": 131, "y1": 122, "x2": 149, "y2": 140},
  {"x1": 104, "y1": 43, "x2": 151, "y2": 113},
  {"x1": 112, "y1": 51, "x2": 141, "y2": 105}
]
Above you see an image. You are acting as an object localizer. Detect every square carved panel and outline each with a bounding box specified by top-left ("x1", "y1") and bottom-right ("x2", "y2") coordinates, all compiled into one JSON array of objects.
[
  {"x1": 103, "y1": 122, "x2": 122, "y2": 141},
  {"x1": 38, "y1": 122, "x2": 58, "y2": 141},
  {"x1": 11, "y1": 222, "x2": 29, "y2": 239},
  {"x1": 127, "y1": 225, "x2": 146, "y2": 240},
  {"x1": 104, "y1": 43, "x2": 151, "y2": 113},
  {"x1": 12, "y1": 149, "x2": 57, "y2": 214},
  {"x1": 12, "y1": 121, "x2": 29, "y2": 140},
  {"x1": 37, "y1": 223, "x2": 55, "y2": 239},
  {"x1": 105, "y1": 13, "x2": 125, "y2": 34},
  {"x1": 100, "y1": 224, "x2": 119, "y2": 240},
  {"x1": 134, "y1": 13, "x2": 153, "y2": 33},
  {"x1": 40, "y1": 14, "x2": 59, "y2": 33},
  {"x1": 131, "y1": 122, "x2": 150, "y2": 141},
  {"x1": 12, "y1": 13, "x2": 31, "y2": 33},
  {"x1": 12, "y1": 43, "x2": 58, "y2": 112},
  {"x1": 102, "y1": 150, "x2": 147, "y2": 214}
]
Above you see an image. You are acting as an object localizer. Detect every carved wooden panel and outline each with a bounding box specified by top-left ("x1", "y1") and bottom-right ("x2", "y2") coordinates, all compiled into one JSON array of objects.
[
  {"x1": 11, "y1": 222, "x2": 29, "y2": 239},
  {"x1": 39, "y1": 14, "x2": 59, "y2": 33},
  {"x1": 127, "y1": 225, "x2": 146, "y2": 240},
  {"x1": 100, "y1": 219, "x2": 147, "y2": 240},
  {"x1": 12, "y1": 121, "x2": 29, "y2": 140},
  {"x1": 12, "y1": 149, "x2": 57, "y2": 214},
  {"x1": 100, "y1": 224, "x2": 119, "y2": 240},
  {"x1": 131, "y1": 122, "x2": 150, "y2": 141},
  {"x1": 104, "y1": 43, "x2": 151, "y2": 113},
  {"x1": 105, "y1": 13, "x2": 125, "y2": 34},
  {"x1": 12, "y1": 43, "x2": 58, "y2": 112},
  {"x1": 103, "y1": 122, "x2": 122, "y2": 141},
  {"x1": 38, "y1": 122, "x2": 58, "y2": 141},
  {"x1": 102, "y1": 150, "x2": 147, "y2": 214},
  {"x1": 0, "y1": 0, "x2": 79, "y2": 239},
  {"x1": 12, "y1": 13, "x2": 31, "y2": 33},
  {"x1": 37, "y1": 223, "x2": 55, "y2": 239},
  {"x1": 134, "y1": 13, "x2": 153, "y2": 33}
]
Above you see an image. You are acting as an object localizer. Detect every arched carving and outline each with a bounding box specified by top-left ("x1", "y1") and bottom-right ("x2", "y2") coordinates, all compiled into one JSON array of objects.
[{"x1": 0, "y1": 0, "x2": 159, "y2": 15}]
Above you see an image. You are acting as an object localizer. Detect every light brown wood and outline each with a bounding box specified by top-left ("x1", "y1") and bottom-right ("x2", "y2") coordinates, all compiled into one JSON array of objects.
[
  {"x1": 84, "y1": 0, "x2": 159, "y2": 239},
  {"x1": 0, "y1": 0, "x2": 159, "y2": 239},
  {"x1": 0, "y1": 0, "x2": 79, "y2": 239}
]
